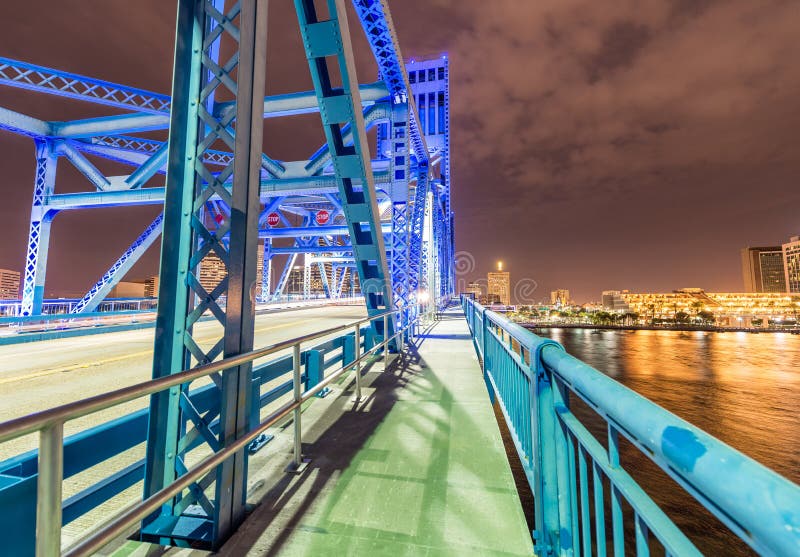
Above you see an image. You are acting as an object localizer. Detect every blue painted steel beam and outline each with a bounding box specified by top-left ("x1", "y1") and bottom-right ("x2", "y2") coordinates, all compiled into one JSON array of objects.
[
  {"x1": 0, "y1": 56, "x2": 171, "y2": 114},
  {"x1": 271, "y1": 246, "x2": 353, "y2": 254},
  {"x1": 20, "y1": 140, "x2": 58, "y2": 316},
  {"x1": 0, "y1": 106, "x2": 50, "y2": 137},
  {"x1": 0, "y1": 57, "x2": 388, "y2": 121},
  {"x1": 294, "y1": 0, "x2": 395, "y2": 342},
  {"x1": 42, "y1": 168, "x2": 393, "y2": 210},
  {"x1": 144, "y1": 0, "x2": 268, "y2": 546},
  {"x1": 261, "y1": 223, "x2": 391, "y2": 238},
  {"x1": 350, "y1": 0, "x2": 428, "y2": 164},
  {"x1": 71, "y1": 214, "x2": 164, "y2": 314}
]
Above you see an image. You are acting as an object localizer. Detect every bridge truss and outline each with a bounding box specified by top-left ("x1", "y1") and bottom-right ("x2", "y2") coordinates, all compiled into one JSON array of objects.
[{"x1": 0, "y1": 0, "x2": 453, "y2": 549}]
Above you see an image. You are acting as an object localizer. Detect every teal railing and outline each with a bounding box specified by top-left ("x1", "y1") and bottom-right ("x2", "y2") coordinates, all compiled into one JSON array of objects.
[{"x1": 462, "y1": 296, "x2": 800, "y2": 557}]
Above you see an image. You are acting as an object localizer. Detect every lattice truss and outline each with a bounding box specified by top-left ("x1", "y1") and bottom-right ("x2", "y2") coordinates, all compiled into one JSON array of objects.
[
  {"x1": 0, "y1": 0, "x2": 454, "y2": 548},
  {"x1": 2, "y1": 52, "x2": 450, "y2": 319},
  {"x1": 142, "y1": 1, "x2": 256, "y2": 540}
]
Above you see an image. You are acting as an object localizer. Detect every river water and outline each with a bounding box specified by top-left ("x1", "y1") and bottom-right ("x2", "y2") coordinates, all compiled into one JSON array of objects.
[{"x1": 532, "y1": 327, "x2": 800, "y2": 555}]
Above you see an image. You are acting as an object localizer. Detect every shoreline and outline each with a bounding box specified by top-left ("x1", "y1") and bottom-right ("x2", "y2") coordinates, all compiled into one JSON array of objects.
[{"x1": 521, "y1": 322, "x2": 800, "y2": 334}]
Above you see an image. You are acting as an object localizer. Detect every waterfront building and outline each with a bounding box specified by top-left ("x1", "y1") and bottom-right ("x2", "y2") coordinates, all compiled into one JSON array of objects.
[
  {"x1": 144, "y1": 276, "x2": 159, "y2": 298},
  {"x1": 741, "y1": 246, "x2": 786, "y2": 293},
  {"x1": 601, "y1": 290, "x2": 630, "y2": 311},
  {"x1": 550, "y1": 289, "x2": 570, "y2": 306},
  {"x1": 610, "y1": 288, "x2": 799, "y2": 325},
  {"x1": 0, "y1": 268, "x2": 21, "y2": 300},
  {"x1": 783, "y1": 236, "x2": 800, "y2": 294},
  {"x1": 487, "y1": 262, "x2": 510, "y2": 306}
]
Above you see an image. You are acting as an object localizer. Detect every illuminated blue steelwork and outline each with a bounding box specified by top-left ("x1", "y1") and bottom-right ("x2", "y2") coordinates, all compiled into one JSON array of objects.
[
  {"x1": 141, "y1": 0, "x2": 269, "y2": 547},
  {"x1": 293, "y1": 0, "x2": 396, "y2": 341},
  {"x1": 20, "y1": 140, "x2": 58, "y2": 316},
  {"x1": 0, "y1": 2, "x2": 455, "y2": 547},
  {"x1": 1, "y1": 48, "x2": 452, "y2": 316},
  {"x1": 70, "y1": 214, "x2": 164, "y2": 314}
]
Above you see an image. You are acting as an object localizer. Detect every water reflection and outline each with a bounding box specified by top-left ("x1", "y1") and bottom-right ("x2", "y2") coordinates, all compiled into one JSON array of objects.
[{"x1": 534, "y1": 327, "x2": 800, "y2": 554}]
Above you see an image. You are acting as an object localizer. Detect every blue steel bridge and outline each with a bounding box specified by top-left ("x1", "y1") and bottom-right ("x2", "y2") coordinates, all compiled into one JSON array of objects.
[{"x1": 0, "y1": 1, "x2": 798, "y2": 556}]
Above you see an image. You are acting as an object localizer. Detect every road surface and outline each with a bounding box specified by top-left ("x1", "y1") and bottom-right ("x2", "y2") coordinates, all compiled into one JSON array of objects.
[{"x1": 0, "y1": 304, "x2": 367, "y2": 458}]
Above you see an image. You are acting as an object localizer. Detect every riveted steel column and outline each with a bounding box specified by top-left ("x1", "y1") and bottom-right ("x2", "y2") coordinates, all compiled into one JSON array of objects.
[
  {"x1": 144, "y1": 0, "x2": 269, "y2": 548},
  {"x1": 21, "y1": 139, "x2": 58, "y2": 316}
]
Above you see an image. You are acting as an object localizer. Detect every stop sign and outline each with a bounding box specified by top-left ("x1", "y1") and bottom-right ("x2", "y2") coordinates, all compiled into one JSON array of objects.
[
  {"x1": 316, "y1": 210, "x2": 330, "y2": 225},
  {"x1": 266, "y1": 212, "x2": 280, "y2": 227}
]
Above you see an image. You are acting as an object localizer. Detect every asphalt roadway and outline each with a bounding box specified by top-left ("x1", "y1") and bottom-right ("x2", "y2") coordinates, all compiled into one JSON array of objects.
[{"x1": 0, "y1": 304, "x2": 367, "y2": 458}]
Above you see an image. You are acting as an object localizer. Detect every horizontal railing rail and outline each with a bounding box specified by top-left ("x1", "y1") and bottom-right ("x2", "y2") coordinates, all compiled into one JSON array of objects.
[
  {"x1": 0, "y1": 305, "x2": 421, "y2": 557},
  {"x1": 462, "y1": 295, "x2": 800, "y2": 557}
]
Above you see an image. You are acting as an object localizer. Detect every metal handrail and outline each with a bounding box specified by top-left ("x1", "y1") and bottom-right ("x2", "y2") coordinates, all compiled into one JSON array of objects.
[
  {"x1": 0, "y1": 305, "x2": 418, "y2": 557},
  {"x1": 462, "y1": 295, "x2": 800, "y2": 557},
  {"x1": 0, "y1": 309, "x2": 395, "y2": 443}
]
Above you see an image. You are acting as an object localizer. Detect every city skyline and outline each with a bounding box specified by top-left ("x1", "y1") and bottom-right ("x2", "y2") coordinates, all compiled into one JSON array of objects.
[{"x1": 0, "y1": 1, "x2": 798, "y2": 304}]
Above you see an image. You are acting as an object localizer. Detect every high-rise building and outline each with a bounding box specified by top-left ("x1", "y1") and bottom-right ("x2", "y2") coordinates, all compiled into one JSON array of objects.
[
  {"x1": 0, "y1": 268, "x2": 21, "y2": 300},
  {"x1": 551, "y1": 289, "x2": 570, "y2": 306},
  {"x1": 487, "y1": 262, "x2": 510, "y2": 306},
  {"x1": 741, "y1": 246, "x2": 786, "y2": 293},
  {"x1": 783, "y1": 236, "x2": 800, "y2": 294},
  {"x1": 463, "y1": 281, "x2": 482, "y2": 299},
  {"x1": 198, "y1": 244, "x2": 264, "y2": 297},
  {"x1": 144, "y1": 276, "x2": 160, "y2": 298}
]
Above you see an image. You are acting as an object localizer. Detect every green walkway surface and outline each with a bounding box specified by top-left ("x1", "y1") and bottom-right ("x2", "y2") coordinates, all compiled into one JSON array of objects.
[{"x1": 218, "y1": 306, "x2": 534, "y2": 556}]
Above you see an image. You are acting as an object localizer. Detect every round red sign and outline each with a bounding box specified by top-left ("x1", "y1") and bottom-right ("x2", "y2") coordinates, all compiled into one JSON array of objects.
[
  {"x1": 316, "y1": 210, "x2": 330, "y2": 225},
  {"x1": 266, "y1": 212, "x2": 280, "y2": 227}
]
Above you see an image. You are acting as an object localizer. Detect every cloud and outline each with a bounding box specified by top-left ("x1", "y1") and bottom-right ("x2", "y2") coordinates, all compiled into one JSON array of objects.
[{"x1": 393, "y1": 0, "x2": 800, "y2": 300}]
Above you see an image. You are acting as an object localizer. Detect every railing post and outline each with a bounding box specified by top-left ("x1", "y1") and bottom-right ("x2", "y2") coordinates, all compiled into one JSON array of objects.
[
  {"x1": 289, "y1": 344, "x2": 303, "y2": 471},
  {"x1": 306, "y1": 349, "x2": 328, "y2": 398},
  {"x1": 36, "y1": 421, "x2": 63, "y2": 557},
  {"x1": 383, "y1": 314, "x2": 389, "y2": 357},
  {"x1": 530, "y1": 342, "x2": 572, "y2": 556},
  {"x1": 481, "y1": 308, "x2": 494, "y2": 404},
  {"x1": 353, "y1": 323, "x2": 362, "y2": 401}
]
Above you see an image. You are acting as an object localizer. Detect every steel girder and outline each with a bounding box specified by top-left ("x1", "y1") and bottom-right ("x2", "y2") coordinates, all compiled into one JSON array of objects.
[
  {"x1": 20, "y1": 140, "x2": 58, "y2": 315},
  {"x1": 388, "y1": 103, "x2": 411, "y2": 314},
  {"x1": 293, "y1": 0, "x2": 395, "y2": 340},
  {"x1": 0, "y1": 56, "x2": 171, "y2": 114},
  {"x1": 407, "y1": 165, "x2": 429, "y2": 297},
  {"x1": 143, "y1": 0, "x2": 268, "y2": 547},
  {"x1": 350, "y1": 0, "x2": 428, "y2": 164},
  {"x1": 70, "y1": 214, "x2": 164, "y2": 314}
]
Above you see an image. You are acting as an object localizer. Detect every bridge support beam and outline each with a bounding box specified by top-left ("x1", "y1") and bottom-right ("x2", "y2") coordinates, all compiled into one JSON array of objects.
[
  {"x1": 143, "y1": 0, "x2": 268, "y2": 548},
  {"x1": 21, "y1": 139, "x2": 58, "y2": 316},
  {"x1": 71, "y1": 214, "x2": 163, "y2": 314},
  {"x1": 293, "y1": 0, "x2": 395, "y2": 342}
]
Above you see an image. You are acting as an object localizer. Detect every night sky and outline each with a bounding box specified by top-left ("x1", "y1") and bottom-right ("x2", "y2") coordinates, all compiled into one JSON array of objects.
[{"x1": 1, "y1": 0, "x2": 798, "y2": 303}]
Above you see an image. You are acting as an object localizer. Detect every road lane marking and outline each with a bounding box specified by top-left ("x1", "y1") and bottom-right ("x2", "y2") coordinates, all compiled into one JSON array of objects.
[{"x1": 0, "y1": 318, "x2": 316, "y2": 386}]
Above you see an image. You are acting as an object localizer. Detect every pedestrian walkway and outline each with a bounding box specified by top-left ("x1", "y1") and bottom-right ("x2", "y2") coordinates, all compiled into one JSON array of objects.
[{"x1": 108, "y1": 307, "x2": 534, "y2": 556}]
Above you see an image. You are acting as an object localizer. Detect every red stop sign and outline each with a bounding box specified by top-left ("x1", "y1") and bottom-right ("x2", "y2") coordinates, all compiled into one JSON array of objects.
[
  {"x1": 266, "y1": 212, "x2": 280, "y2": 227},
  {"x1": 316, "y1": 210, "x2": 330, "y2": 225}
]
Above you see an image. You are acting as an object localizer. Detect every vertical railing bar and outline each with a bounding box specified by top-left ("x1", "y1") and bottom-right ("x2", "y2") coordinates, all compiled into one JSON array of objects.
[
  {"x1": 635, "y1": 513, "x2": 650, "y2": 557},
  {"x1": 608, "y1": 424, "x2": 624, "y2": 557},
  {"x1": 36, "y1": 420, "x2": 64, "y2": 557},
  {"x1": 354, "y1": 322, "x2": 362, "y2": 400},
  {"x1": 578, "y1": 445, "x2": 591, "y2": 557},
  {"x1": 292, "y1": 343, "x2": 302, "y2": 467},
  {"x1": 568, "y1": 431, "x2": 580, "y2": 557},
  {"x1": 383, "y1": 313, "x2": 388, "y2": 359},
  {"x1": 593, "y1": 461, "x2": 607, "y2": 557}
]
